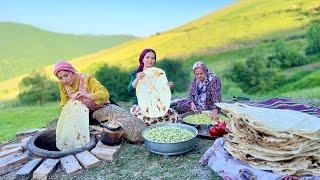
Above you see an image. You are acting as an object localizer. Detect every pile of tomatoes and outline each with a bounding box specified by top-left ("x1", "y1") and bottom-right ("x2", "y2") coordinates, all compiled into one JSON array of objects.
[{"x1": 209, "y1": 121, "x2": 227, "y2": 137}]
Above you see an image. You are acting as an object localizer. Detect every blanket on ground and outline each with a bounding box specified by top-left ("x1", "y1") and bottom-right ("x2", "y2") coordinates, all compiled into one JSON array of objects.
[
  {"x1": 200, "y1": 138, "x2": 320, "y2": 180},
  {"x1": 247, "y1": 98, "x2": 320, "y2": 118},
  {"x1": 200, "y1": 98, "x2": 320, "y2": 179}
]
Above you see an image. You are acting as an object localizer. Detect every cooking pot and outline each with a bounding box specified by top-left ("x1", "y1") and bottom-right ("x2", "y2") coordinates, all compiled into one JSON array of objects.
[{"x1": 100, "y1": 122, "x2": 124, "y2": 146}]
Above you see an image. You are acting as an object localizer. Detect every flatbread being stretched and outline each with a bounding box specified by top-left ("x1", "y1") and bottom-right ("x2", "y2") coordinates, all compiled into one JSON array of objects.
[
  {"x1": 56, "y1": 100, "x2": 90, "y2": 151},
  {"x1": 136, "y1": 67, "x2": 171, "y2": 118}
]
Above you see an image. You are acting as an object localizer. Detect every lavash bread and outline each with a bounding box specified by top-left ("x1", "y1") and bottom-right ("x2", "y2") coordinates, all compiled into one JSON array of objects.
[
  {"x1": 93, "y1": 104, "x2": 145, "y2": 143},
  {"x1": 136, "y1": 67, "x2": 171, "y2": 118},
  {"x1": 56, "y1": 100, "x2": 90, "y2": 151},
  {"x1": 216, "y1": 102, "x2": 320, "y2": 176}
]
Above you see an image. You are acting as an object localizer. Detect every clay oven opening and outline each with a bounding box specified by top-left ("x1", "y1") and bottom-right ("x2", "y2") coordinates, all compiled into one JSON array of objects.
[{"x1": 27, "y1": 130, "x2": 96, "y2": 158}]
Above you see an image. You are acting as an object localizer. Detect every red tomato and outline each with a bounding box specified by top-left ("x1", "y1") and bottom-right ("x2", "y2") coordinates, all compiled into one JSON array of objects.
[{"x1": 209, "y1": 126, "x2": 220, "y2": 136}]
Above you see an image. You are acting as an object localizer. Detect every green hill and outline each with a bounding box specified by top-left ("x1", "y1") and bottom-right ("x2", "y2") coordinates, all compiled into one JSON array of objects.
[
  {"x1": 0, "y1": 22, "x2": 137, "y2": 82},
  {"x1": 1, "y1": 0, "x2": 320, "y2": 101}
]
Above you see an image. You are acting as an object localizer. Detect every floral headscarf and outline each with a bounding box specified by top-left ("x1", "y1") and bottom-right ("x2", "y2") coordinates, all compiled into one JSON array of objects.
[{"x1": 190, "y1": 61, "x2": 217, "y2": 110}]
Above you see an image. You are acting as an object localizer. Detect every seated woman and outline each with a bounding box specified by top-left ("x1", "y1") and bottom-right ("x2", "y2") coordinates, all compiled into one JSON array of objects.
[
  {"x1": 54, "y1": 60, "x2": 145, "y2": 143},
  {"x1": 54, "y1": 60, "x2": 110, "y2": 120},
  {"x1": 128, "y1": 48, "x2": 178, "y2": 126},
  {"x1": 171, "y1": 61, "x2": 222, "y2": 119}
]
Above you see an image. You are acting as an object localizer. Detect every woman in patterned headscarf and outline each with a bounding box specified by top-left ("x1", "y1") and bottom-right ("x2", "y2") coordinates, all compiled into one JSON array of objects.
[{"x1": 171, "y1": 61, "x2": 221, "y2": 118}]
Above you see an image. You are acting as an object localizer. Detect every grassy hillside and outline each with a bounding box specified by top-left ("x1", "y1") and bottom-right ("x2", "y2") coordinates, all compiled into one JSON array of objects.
[
  {"x1": 0, "y1": 22, "x2": 137, "y2": 82},
  {"x1": 0, "y1": 102, "x2": 60, "y2": 142},
  {"x1": 1, "y1": 0, "x2": 320, "y2": 101}
]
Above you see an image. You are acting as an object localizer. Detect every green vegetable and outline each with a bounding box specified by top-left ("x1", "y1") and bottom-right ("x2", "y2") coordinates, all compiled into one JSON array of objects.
[
  {"x1": 218, "y1": 114, "x2": 228, "y2": 121},
  {"x1": 184, "y1": 113, "x2": 213, "y2": 125},
  {"x1": 143, "y1": 126, "x2": 196, "y2": 143}
]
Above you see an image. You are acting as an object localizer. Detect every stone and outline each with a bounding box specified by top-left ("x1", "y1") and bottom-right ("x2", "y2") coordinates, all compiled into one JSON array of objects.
[
  {"x1": 0, "y1": 152, "x2": 29, "y2": 175},
  {"x1": 93, "y1": 104, "x2": 145, "y2": 143},
  {"x1": 96, "y1": 141, "x2": 121, "y2": 151},
  {"x1": 33, "y1": 159, "x2": 59, "y2": 180},
  {"x1": 1, "y1": 143, "x2": 22, "y2": 151},
  {"x1": 16, "y1": 128, "x2": 47, "y2": 137},
  {"x1": 20, "y1": 136, "x2": 33, "y2": 150},
  {"x1": 75, "y1": 150, "x2": 100, "y2": 169},
  {"x1": 90, "y1": 146, "x2": 118, "y2": 162},
  {"x1": 15, "y1": 158, "x2": 42, "y2": 180},
  {"x1": 0, "y1": 147, "x2": 23, "y2": 158},
  {"x1": 60, "y1": 155, "x2": 82, "y2": 174}
]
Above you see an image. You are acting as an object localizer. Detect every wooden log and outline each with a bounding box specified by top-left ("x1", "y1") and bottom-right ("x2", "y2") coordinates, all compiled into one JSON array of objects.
[
  {"x1": 60, "y1": 155, "x2": 82, "y2": 174},
  {"x1": 75, "y1": 150, "x2": 100, "y2": 169},
  {"x1": 15, "y1": 158, "x2": 42, "y2": 180},
  {"x1": 32, "y1": 159, "x2": 59, "y2": 180}
]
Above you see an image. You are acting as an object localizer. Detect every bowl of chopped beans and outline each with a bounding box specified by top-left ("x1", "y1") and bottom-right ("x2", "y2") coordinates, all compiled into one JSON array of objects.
[
  {"x1": 181, "y1": 111, "x2": 215, "y2": 126},
  {"x1": 142, "y1": 123, "x2": 198, "y2": 155}
]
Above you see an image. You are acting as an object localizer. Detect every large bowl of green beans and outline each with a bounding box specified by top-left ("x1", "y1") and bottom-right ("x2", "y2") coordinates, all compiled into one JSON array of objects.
[{"x1": 142, "y1": 123, "x2": 198, "y2": 155}]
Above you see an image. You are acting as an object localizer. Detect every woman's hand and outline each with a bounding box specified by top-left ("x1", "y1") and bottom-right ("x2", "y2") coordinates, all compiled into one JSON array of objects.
[
  {"x1": 190, "y1": 101, "x2": 197, "y2": 112},
  {"x1": 132, "y1": 72, "x2": 145, "y2": 88},
  {"x1": 136, "y1": 72, "x2": 145, "y2": 80},
  {"x1": 211, "y1": 108, "x2": 219, "y2": 121},
  {"x1": 167, "y1": 81, "x2": 174, "y2": 89},
  {"x1": 72, "y1": 92, "x2": 93, "y2": 100}
]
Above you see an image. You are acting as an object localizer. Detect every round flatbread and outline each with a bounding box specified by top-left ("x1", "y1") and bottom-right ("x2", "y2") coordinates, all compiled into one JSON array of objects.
[
  {"x1": 136, "y1": 67, "x2": 171, "y2": 118},
  {"x1": 56, "y1": 100, "x2": 90, "y2": 151}
]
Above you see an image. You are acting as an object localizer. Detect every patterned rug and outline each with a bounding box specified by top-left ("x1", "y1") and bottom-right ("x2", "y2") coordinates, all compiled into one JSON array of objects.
[{"x1": 246, "y1": 98, "x2": 320, "y2": 118}]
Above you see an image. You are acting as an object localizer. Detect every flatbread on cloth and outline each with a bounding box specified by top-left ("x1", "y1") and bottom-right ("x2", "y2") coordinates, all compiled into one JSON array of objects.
[
  {"x1": 56, "y1": 100, "x2": 90, "y2": 151},
  {"x1": 216, "y1": 102, "x2": 320, "y2": 140},
  {"x1": 136, "y1": 67, "x2": 171, "y2": 118}
]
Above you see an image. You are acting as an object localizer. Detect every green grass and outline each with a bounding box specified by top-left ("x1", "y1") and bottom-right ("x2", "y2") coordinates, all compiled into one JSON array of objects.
[
  {"x1": 51, "y1": 138, "x2": 220, "y2": 179},
  {"x1": 1, "y1": 0, "x2": 320, "y2": 101},
  {"x1": 0, "y1": 22, "x2": 137, "y2": 82},
  {"x1": 0, "y1": 102, "x2": 60, "y2": 143}
]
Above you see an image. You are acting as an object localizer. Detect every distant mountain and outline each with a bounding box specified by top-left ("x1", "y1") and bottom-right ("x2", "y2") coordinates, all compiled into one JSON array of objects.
[
  {"x1": 0, "y1": 22, "x2": 137, "y2": 82},
  {"x1": 1, "y1": 0, "x2": 320, "y2": 100}
]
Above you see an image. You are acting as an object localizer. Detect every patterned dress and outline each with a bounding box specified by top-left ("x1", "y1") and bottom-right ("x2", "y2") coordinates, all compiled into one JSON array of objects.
[{"x1": 171, "y1": 62, "x2": 222, "y2": 114}]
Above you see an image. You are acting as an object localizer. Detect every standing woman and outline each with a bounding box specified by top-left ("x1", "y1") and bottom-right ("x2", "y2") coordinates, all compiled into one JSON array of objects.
[
  {"x1": 128, "y1": 48, "x2": 178, "y2": 126},
  {"x1": 171, "y1": 61, "x2": 222, "y2": 119}
]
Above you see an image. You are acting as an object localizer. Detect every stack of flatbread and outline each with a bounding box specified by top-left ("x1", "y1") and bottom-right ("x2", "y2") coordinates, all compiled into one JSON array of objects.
[
  {"x1": 136, "y1": 67, "x2": 171, "y2": 118},
  {"x1": 216, "y1": 102, "x2": 320, "y2": 176}
]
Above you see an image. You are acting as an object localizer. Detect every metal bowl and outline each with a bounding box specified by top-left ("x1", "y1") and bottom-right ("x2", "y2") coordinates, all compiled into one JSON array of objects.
[{"x1": 142, "y1": 123, "x2": 198, "y2": 155}]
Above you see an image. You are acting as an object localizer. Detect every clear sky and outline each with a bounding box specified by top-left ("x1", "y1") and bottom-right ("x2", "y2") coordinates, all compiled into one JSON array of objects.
[{"x1": 0, "y1": 0, "x2": 235, "y2": 37}]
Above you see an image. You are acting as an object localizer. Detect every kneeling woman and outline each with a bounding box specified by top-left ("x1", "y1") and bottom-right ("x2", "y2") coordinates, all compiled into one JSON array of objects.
[
  {"x1": 128, "y1": 48, "x2": 178, "y2": 126},
  {"x1": 54, "y1": 60, "x2": 110, "y2": 122},
  {"x1": 171, "y1": 61, "x2": 222, "y2": 119},
  {"x1": 54, "y1": 61, "x2": 145, "y2": 143}
]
